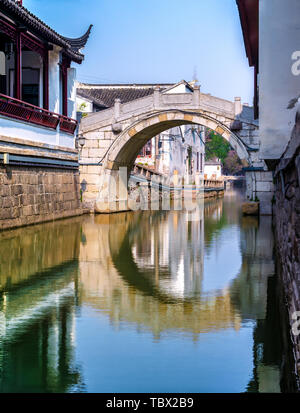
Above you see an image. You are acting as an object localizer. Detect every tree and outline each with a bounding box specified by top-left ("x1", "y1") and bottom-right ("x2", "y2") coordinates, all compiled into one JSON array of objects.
[
  {"x1": 223, "y1": 150, "x2": 243, "y2": 175},
  {"x1": 205, "y1": 131, "x2": 230, "y2": 163}
]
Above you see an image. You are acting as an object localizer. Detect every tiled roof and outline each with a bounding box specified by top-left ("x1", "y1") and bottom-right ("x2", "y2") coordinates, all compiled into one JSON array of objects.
[
  {"x1": 205, "y1": 159, "x2": 222, "y2": 165},
  {"x1": 0, "y1": 0, "x2": 92, "y2": 63},
  {"x1": 77, "y1": 88, "x2": 108, "y2": 109},
  {"x1": 77, "y1": 83, "x2": 173, "y2": 109}
]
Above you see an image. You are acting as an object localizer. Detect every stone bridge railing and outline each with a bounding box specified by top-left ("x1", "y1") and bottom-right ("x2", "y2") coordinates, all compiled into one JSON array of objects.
[{"x1": 80, "y1": 87, "x2": 257, "y2": 133}]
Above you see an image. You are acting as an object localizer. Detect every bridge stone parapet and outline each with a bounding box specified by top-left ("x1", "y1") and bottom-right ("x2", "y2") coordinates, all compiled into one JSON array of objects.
[{"x1": 79, "y1": 85, "x2": 271, "y2": 214}]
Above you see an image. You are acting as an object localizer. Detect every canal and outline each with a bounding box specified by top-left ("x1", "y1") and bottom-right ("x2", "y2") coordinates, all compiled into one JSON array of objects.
[{"x1": 0, "y1": 189, "x2": 283, "y2": 393}]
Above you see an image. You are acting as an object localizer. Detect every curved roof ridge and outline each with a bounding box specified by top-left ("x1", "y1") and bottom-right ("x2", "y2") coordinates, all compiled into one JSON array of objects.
[
  {"x1": 0, "y1": 0, "x2": 91, "y2": 63},
  {"x1": 62, "y1": 25, "x2": 93, "y2": 52}
]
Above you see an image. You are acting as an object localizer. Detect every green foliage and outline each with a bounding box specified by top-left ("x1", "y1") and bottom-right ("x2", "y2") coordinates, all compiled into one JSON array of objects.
[
  {"x1": 78, "y1": 102, "x2": 88, "y2": 117},
  {"x1": 205, "y1": 131, "x2": 230, "y2": 163},
  {"x1": 78, "y1": 102, "x2": 87, "y2": 111}
]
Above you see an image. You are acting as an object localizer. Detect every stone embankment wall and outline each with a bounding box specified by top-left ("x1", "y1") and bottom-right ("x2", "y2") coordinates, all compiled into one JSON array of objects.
[
  {"x1": 0, "y1": 136, "x2": 84, "y2": 231},
  {"x1": 273, "y1": 112, "x2": 300, "y2": 391},
  {"x1": 0, "y1": 166, "x2": 82, "y2": 230}
]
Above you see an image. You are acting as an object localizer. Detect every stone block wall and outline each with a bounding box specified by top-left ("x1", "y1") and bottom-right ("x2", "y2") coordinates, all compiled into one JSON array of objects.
[
  {"x1": 245, "y1": 170, "x2": 274, "y2": 215},
  {"x1": 256, "y1": 171, "x2": 275, "y2": 215},
  {"x1": 273, "y1": 114, "x2": 300, "y2": 390},
  {"x1": 0, "y1": 165, "x2": 83, "y2": 231},
  {"x1": 80, "y1": 163, "x2": 103, "y2": 211}
]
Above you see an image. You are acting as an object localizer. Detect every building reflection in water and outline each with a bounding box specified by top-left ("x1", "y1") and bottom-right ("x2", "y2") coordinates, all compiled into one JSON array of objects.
[
  {"x1": 0, "y1": 191, "x2": 282, "y2": 392},
  {"x1": 0, "y1": 220, "x2": 85, "y2": 392}
]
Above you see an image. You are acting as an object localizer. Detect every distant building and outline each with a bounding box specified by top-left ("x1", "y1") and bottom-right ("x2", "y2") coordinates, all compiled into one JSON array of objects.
[
  {"x1": 146, "y1": 124, "x2": 204, "y2": 183},
  {"x1": 77, "y1": 80, "x2": 205, "y2": 183},
  {"x1": 204, "y1": 159, "x2": 222, "y2": 180}
]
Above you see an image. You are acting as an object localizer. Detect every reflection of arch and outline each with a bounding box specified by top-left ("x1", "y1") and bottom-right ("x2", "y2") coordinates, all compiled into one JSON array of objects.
[
  {"x1": 79, "y1": 200, "x2": 273, "y2": 338},
  {"x1": 108, "y1": 209, "x2": 234, "y2": 305},
  {"x1": 106, "y1": 110, "x2": 250, "y2": 171},
  {"x1": 81, "y1": 203, "x2": 278, "y2": 336},
  {"x1": 108, "y1": 211, "x2": 174, "y2": 302},
  {"x1": 98, "y1": 209, "x2": 242, "y2": 335}
]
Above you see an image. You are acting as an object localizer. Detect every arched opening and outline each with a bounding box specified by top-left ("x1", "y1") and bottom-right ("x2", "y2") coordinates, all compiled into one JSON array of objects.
[
  {"x1": 105, "y1": 110, "x2": 250, "y2": 173},
  {"x1": 89, "y1": 110, "x2": 252, "y2": 213}
]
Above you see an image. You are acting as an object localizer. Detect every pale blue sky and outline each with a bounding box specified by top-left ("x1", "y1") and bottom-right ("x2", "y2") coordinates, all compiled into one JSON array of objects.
[{"x1": 25, "y1": 0, "x2": 253, "y2": 104}]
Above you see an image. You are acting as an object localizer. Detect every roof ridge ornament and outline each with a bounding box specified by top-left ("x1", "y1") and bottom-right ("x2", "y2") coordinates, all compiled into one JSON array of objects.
[
  {"x1": 1, "y1": 0, "x2": 91, "y2": 63},
  {"x1": 62, "y1": 24, "x2": 93, "y2": 53}
]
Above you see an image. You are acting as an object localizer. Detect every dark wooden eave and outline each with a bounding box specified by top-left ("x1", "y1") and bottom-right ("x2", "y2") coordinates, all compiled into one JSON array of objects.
[
  {"x1": 236, "y1": 0, "x2": 259, "y2": 118},
  {"x1": 0, "y1": 0, "x2": 92, "y2": 63},
  {"x1": 236, "y1": 0, "x2": 258, "y2": 68}
]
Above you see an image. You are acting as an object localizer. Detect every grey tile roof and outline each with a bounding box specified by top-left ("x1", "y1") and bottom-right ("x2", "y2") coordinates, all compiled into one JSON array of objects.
[
  {"x1": 77, "y1": 84, "x2": 173, "y2": 109},
  {"x1": 205, "y1": 160, "x2": 222, "y2": 165}
]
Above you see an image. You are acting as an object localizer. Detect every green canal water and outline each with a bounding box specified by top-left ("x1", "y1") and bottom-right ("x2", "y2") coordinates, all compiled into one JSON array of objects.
[{"x1": 0, "y1": 189, "x2": 283, "y2": 393}]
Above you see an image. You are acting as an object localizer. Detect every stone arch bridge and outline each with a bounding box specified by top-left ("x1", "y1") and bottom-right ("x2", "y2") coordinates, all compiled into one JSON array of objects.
[{"x1": 79, "y1": 85, "x2": 273, "y2": 214}]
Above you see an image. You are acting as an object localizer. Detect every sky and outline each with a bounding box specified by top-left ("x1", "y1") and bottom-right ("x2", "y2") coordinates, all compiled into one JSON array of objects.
[{"x1": 25, "y1": 0, "x2": 254, "y2": 104}]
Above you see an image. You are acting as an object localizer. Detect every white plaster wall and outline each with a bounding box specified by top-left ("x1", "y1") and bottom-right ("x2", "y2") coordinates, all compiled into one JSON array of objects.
[
  {"x1": 0, "y1": 115, "x2": 75, "y2": 148},
  {"x1": 157, "y1": 125, "x2": 205, "y2": 179},
  {"x1": 68, "y1": 67, "x2": 76, "y2": 119},
  {"x1": 204, "y1": 164, "x2": 222, "y2": 179},
  {"x1": 134, "y1": 124, "x2": 205, "y2": 179},
  {"x1": 76, "y1": 95, "x2": 94, "y2": 113},
  {"x1": 48, "y1": 47, "x2": 60, "y2": 115},
  {"x1": 165, "y1": 84, "x2": 192, "y2": 94},
  {"x1": 259, "y1": 0, "x2": 300, "y2": 160}
]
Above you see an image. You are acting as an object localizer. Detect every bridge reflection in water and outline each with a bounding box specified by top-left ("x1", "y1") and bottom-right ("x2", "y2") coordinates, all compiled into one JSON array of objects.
[{"x1": 0, "y1": 191, "x2": 282, "y2": 393}]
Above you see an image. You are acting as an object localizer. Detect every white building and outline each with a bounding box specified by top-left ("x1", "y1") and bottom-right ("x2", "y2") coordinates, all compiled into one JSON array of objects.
[{"x1": 204, "y1": 159, "x2": 222, "y2": 180}]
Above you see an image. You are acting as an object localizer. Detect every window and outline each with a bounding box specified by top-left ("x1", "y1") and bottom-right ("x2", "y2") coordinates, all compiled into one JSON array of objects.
[
  {"x1": 22, "y1": 68, "x2": 40, "y2": 106},
  {"x1": 138, "y1": 140, "x2": 152, "y2": 157}
]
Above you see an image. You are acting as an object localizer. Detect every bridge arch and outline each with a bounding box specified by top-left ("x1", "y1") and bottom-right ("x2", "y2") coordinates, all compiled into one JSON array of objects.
[{"x1": 105, "y1": 109, "x2": 250, "y2": 171}]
